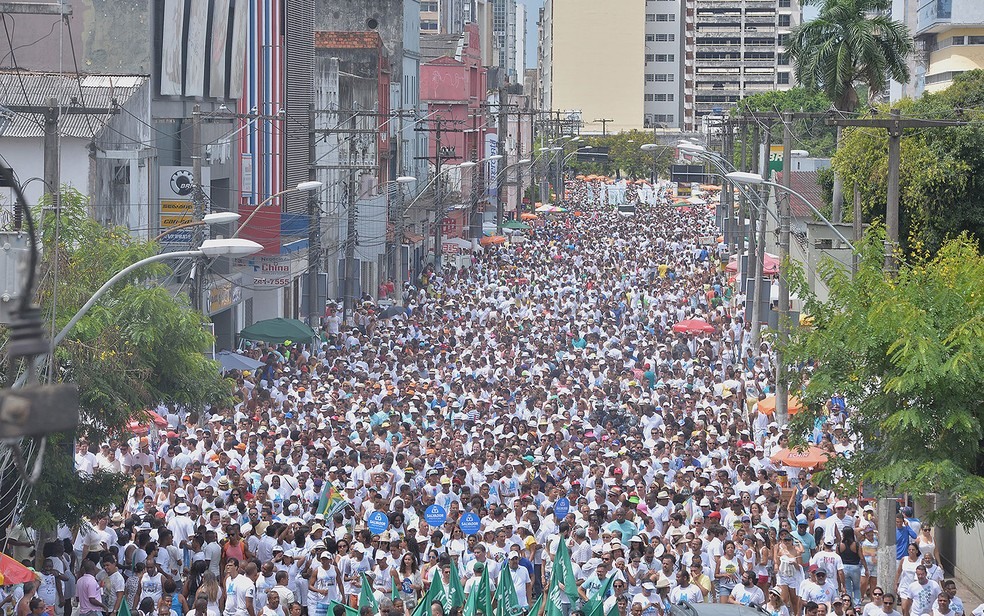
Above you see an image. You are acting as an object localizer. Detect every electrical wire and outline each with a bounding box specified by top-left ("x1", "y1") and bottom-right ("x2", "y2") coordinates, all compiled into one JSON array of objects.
[{"x1": 0, "y1": 15, "x2": 41, "y2": 130}]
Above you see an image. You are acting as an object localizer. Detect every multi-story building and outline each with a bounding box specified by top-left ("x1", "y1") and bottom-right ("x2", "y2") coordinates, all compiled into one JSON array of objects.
[
  {"x1": 692, "y1": 0, "x2": 801, "y2": 126},
  {"x1": 915, "y1": 0, "x2": 984, "y2": 94},
  {"x1": 889, "y1": 0, "x2": 921, "y2": 101},
  {"x1": 493, "y1": 0, "x2": 518, "y2": 80},
  {"x1": 645, "y1": 0, "x2": 687, "y2": 130},
  {"x1": 538, "y1": 0, "x2": 647, "y2": 133},
  {"x1": 420, "y1": 0, "x2": 469, "y2": 34},
  {"x1": 515, "y1": 3, "x2": 527, "y2": 79}
]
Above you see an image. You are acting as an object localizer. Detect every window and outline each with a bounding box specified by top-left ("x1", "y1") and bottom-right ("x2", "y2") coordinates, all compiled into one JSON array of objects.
[
  {"x1": 778, "y1": 53, "x2": 789, "y2": 65},
  {"x1": 646, "y1": 34, "x2": 655, "y2": 42},
  {"x1": 951, "y1": 36, "x2": 965, "y2": 45},
  {"x1": 420, "y1": 20, "x2": 438, "y2": 31},
  {"x1": 652, "y1": 93, "x2": 674, "y2": 101},
  {"x1": 969, "y1": 36, "x2": 984, "y2": 44},
  {"x1": 645, "y1": 93, "x2": 656, "y2": 101},
  {"x1": 646, "y1": 13, "x2": 656, "y2": 21},
  {"x1": 420, "y1": 1, "x2": 438, "y2": 11},
  {"x1": 778, "y1": 72, "x2": 790, "y2": 85},
  {"x1": 778, "y1": 14, "x2": 791, "y2": 27},
  {"x1": 654, "y1": 114, "x2": 675, "y2": 123},
  {"x1": 646, "y1": 54, "x2": 655, "y2": 63},
  {"x1": 655, "y1": 13, "x2": 675, "y2": 22},
  {"x1": 653, "y1": 54, "x2": 675, "y2": 62},
  {"x1": 654, "y1": 33, "x2": 675, "y2": 42},
  {"x1": 778, "y1": 33, "x2": 789, "y2": 45},
  {"x1": 653, "y1": 73, "x2": 675, "y2": 82},
  {"x1": 646, "y1": 73, "x2": 655, "y2": 82},
  {"x1": 779, "y1": 0, "x2": 791, "y2": 6}
]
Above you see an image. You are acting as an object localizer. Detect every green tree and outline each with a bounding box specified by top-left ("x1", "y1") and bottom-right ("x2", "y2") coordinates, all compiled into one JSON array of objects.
[
  {"x1": 787, "y1": 0, "x2": 914, "y2": 221},
  {"x1": 0, "y1": 188, "x2": 233, "y2": 531},
  {"x1": 567, "y1": 130, "x2": 674, "y2": 180},
  {"x1": 832, "y1": 71, "x2": 984, "y2": 256},
  {"x1": 784, "y1": 228, "x2": 984, "y2": 527},
  {"x1": 787, "y1": 0, "x2": 913, "y2": 113},
  {"x1": 736, "y1": 88, "x2": 838, "y2": 163}
]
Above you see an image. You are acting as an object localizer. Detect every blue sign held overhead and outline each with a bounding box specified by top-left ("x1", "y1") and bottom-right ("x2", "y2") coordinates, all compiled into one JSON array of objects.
[
  {"x1": 459, "y1": 512, "x2": 482, "y2": 536},
  {"x1": 424, "y1": 504, "x2": 448, "y2": 527},
  {"x1": 554, "y1": 497, "x2": 571, "y2": 520},
  {"x1": 367, "y1": 511, "x2": 390, "y2": 535}
]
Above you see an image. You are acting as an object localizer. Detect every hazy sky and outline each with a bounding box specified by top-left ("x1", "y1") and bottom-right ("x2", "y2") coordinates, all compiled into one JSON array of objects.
[{"x1": 518, "y1": 0, "x2": 543, "y2": 68}]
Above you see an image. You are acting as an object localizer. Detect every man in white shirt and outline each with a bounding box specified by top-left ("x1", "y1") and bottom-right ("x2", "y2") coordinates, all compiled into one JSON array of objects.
[
  {"x1": 728, "y1": 572, "x2": 765, "y2": 606},
  {"x1": 506, "y1": 551, "x2": 532, "y2": 608},
  {"x1": 669, "y1": 570, "x2": 704, "y2": 604},
  {"x1": 905, "y1": 566, "x2": 941, "y2": 616},
  {"x1": 223, "y1": 559, "x2": 256, "y2": 616}
]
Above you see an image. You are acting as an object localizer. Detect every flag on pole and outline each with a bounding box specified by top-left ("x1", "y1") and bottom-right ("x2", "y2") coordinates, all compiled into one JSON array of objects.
[
  {"x1": 358, "y1": 572, "x2": 379, "y2": 613},
  {"x1": 554, "y1": 538, "x2": 580, "y2": 603},
  {"x1": 327, "y1": 602, "x2": 358, "y2": 616},
  {"x1": 447, "y1": 564, "x2": 465, "y2": 610},
  {"x1": 528, "y1": 594, "x2": 545, "y2": 616},
  {"x1": 494, "y1": 564, "x2": 522, "y2": 616},
  {"x1": 316, "y1": 479, "x2": 349, "y2": 519},
  {"x1": 582, "y1": 576, "x2": 616, "y2": 616},
  {"x1": 464, "y1": 564, "x2": 493, "y2": 616},
  {"x1": 410, "y1": 575, "x2": 447, "y2": 616},
  {"x1": 117, "y1": 598, "x2": 132, "y2": 616},
  {"x1": 392, "y1": 575, "x2": 400, "y2": 604}
]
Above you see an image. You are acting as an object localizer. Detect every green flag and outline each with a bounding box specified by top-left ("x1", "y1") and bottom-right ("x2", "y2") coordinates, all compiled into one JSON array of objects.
[
  {"x1": 554, "y1": 538, "x2": 580, "y2": 603},
  {"x1": 392, "y1": 575, "x2": 401, "y2": 604},
  {"x1": 582, "y1": 576, "x2": 615, "y2": 616},
  {"x1": 528, "y1": 594, "x2": 544, "y2": 616},
  {"x1": 494, "y1": 565, "x2": 522, "y2": 616},
  {"x1": 327, "y1": 602, "x2": 359, "y2": 616},
  {"x1": 117, "y1": 598, "x2": 131, "y2": 616},
  {"x1": 410, "y1": 575, "x2": 447, "y2": 616},
  {"x1": 447, "y1": 563, "x2": 466, "y2": 610},
  {"x1": 358, "y1": 572, "x2": 379, "y2": 613},
  {"x1": 464, "y1": 565, "x2": 494, "y2": 616}
]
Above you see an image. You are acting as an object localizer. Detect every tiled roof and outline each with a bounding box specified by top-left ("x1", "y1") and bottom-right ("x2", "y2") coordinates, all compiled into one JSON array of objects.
[
  {"x1": 0, "y1": 72, "x2": 146, "y2": 139},
  {"x1": 776, "y1": 170, "x2": 824, "y2": 219},
  {"x1": 420, "y1": 33, "x2": 463, "y2": 62},
  {"x1": 315, "y1": 31, "x2": 383, "y2": 49}
]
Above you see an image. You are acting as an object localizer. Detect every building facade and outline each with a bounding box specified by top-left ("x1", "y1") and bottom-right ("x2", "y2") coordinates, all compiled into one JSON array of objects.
[
  {"x1": 540, "y1": 0, "x2": 647, "y2": 133},
  {"x1": 493, "y1": 0, "x2": 518, "y2": 80},
  {"x1": 915, "y1": 0, "x2": 984, "y2": 94},
  {"x1": 692, "y1": 0, "x2": 801, "y2": 126},
  {"x1": 645, "y1": 0, "x2": 686, "y2": 130}
]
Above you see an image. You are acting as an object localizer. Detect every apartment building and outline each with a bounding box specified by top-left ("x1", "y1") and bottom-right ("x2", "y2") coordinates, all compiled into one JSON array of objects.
[
  {"x1": 915, "y1": 0, "x2": 984, "y2": 94},
  {"x1": 645, "y1": 0, "x2": 687, "y2": 130}
]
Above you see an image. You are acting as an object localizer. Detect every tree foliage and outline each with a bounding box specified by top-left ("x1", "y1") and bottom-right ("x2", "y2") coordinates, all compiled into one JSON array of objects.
[
  {"x1": 787, "y1": 0, "x2": 913, "y2": 112},
  {"x1": 735, "y1": 88, "x2": 839, "y2": 163},
  {"x1": 566, "y1": 130, "x2": 674, "y2": 180},
  {"x1": 832, "y1": 71, "x2": 984, "y2": 257},
  {"x1": 0, "y1": 188, "x2": 233, "y2": 530},
  {"x1": 784, "y1": 228, "x2": 984, "y2": 528}
]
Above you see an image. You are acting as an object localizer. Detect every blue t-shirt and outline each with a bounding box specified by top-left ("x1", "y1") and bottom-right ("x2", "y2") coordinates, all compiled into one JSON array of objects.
[{"x1": 896, "y1": 525, "x2": 917, "y2": 560}]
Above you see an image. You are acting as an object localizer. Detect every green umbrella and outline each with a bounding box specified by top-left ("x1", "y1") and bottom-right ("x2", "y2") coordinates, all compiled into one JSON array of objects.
[
  {"x1": 502, "y1": 220, "x2": 530, "y2": 230},
  {"x1": 239, "y1": 318, "x2": 317, "y2": 344}
]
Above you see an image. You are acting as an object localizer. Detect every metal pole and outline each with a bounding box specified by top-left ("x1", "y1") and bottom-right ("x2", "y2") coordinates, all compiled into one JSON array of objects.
[
  {"x1": 42, "y1": 98, "x2": 60, "y2": 214},
  {"x1": 776, "y1": 112, "x2": 792, "y2": 425},
  {"x1": 343, "y1": 168, "x2": 357, "y2": 324},
  {"x1": 750, "y1": 124, "x2": 770, "y2": 353},
  {"x1": 307, "y1": 103, "x2": 321, "y2": 325},
  {"x1": 190, "y1": 104, "x2": 205, "y2": 312},
  {"x1": 496, "y1": 85, "x2": 507, "y2": 234},
  {"x1": 885, "y1": 109, "x2": 902, "y2": 273},
  {"x1": 432, "y1": 121, "x2": 444, "y2": 269}
]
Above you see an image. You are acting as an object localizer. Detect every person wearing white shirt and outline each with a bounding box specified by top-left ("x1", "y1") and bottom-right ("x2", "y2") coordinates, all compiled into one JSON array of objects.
[{"x1": 506, "y1": 552, "x2": 532, "y2": 608}]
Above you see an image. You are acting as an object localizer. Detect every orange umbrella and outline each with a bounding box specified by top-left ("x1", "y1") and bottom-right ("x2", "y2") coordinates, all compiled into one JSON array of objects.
[
  {"x1": 0, "y1": 553, "x2": 38, "y2": 585},
  {"x1": 671, "y1": 318, "x2": 715, "y2": 334},
  {"x1": 770, "y1": 446, "x2": 829, "y2": 469},
  {"x1": 479, "y1": 235, "x2": 506, "y2": 246},
  {"x1": 757, "y1": 395, "x2": 804, "y2": 416},
  {"x1": 520, "y1": 213, "x2": 538, "y2": 221},
  {"x1": 575, "y1": 175, "x2": 586, "y2": 180}
]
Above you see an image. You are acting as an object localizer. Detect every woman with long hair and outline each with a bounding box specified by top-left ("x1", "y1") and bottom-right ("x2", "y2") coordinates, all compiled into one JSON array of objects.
[
  {"x1": 765, "y1": 587, "x2": 789, "y2": 616},
  {"x1": 774, "y1": 529, "x2": 804, "y2": 616},
  {"x1": 396, "y1": 552, "x2": 422, "y2": 613},
  {"x1": 194, "y1": 571, "x2": 223, "y2": 616},
  {"x1": 839, "y1": 527, "x2": 866, "y2": 606}
]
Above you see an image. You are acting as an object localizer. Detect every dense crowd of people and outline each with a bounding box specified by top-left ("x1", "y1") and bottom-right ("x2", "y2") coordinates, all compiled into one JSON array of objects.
[{"x1": 6, "y1": 201, "x2": 969, "y2": 616}]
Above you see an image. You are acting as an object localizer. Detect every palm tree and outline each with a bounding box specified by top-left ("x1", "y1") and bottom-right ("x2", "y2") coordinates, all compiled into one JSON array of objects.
[{"x1": 787, "y1": 0, "x2": 913, "y2": 220}]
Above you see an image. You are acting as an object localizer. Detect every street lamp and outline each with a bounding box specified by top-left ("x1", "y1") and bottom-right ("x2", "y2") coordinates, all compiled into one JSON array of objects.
[
  {"x1": 53, "y1": 238, "x2": 263, "y2": 347},
  {"x1": 231, "y1": 180, "x2": 325, "y2": 239},
  {"x1": 153, "y1": 212, "x2": 241, "y2": 242}
]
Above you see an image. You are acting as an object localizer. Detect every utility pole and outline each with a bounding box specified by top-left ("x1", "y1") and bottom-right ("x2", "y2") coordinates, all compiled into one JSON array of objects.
[
  {"x1": 496, "y1": 84, "x2": 508, "y2": 234},
  {"x1": 189, "y1": 104, "x2": 205, "y2": 311},
  {"x1": 594, "y1": 118, "x2": 613, "y2": 137},
  {"x1": 414, "y1": 117, "x2": 463, "y2": 270},
  {"x1": 307, "y1": 103, "x2": 321, "y2": 326},
  {"x1": 343, "y1": 167, "x2": 357, "y2": 324},
  {"x1": 394, "y1": 109, "x2": 406, "y2": 301},
  {"x1": 750, "y1": 122, "x2": 771, "y2": 354},
  {"x1": 826, "y1": 110, "x2": 964, "y2": 273},
  {"x1": 744, "y1": 122, "x2": 760, "y2": 357},
  {"x1": 776, "y1": 111, "x2": 793, "y2": 425},
  {"x1": 721, "y1": 119, "x2": 734, "y2": 254}
]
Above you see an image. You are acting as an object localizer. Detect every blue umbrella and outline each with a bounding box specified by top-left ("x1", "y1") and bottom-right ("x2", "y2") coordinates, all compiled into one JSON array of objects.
[{"x1": 215, "y1": 350, "x2": 264, "y2": 373}]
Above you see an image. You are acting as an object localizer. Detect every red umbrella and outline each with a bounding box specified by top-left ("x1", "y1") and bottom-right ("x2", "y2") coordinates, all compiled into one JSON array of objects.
[
  {"x1": 726, "y1": 253, "x2": 780, "y2": 275},
  {"x1": 770, "y1": 446, "x2": 829, "y2": 469},
  {"x1": 0, "y1": 553, "x2": 38, "y2": 585},
  {"x1": 671, "y1": 319, "x2": 715, "y2": 334},
  {"x1": 127, "y1": 410, "x2": 168, "y2": 435}
]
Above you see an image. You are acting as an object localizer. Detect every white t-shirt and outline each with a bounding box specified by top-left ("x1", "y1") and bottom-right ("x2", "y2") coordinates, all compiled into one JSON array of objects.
[{"x1": 224, "y1": 575, "x2": 256, "y2": 616}]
